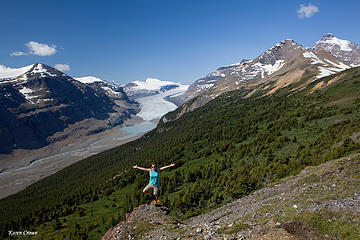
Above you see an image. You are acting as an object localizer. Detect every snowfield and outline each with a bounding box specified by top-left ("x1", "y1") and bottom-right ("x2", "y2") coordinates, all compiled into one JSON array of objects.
[
  {"x1": 136, "y1": 84, "x2": 188, "y2": 121},
  {"x1": 74, "y1": 76, "x2": 105, "y2": 84}
]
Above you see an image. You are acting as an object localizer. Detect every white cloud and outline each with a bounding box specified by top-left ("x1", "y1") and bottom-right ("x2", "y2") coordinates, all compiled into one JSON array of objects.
[
  {"x1": 297, "y1": 3, "x2": 319, "y2": 18},
  {"x1": 11, "y1": 41, "x2": 57, "y2": 57},
  {"x1": 54, "y1": 64, "x2": 70, "y2": 72},
  {"x1": 26, "y1": 41, "x2": 56, "y2": 56},
  {"x1": 10, "y1": 51, "x2": 28, "y2": 56}
]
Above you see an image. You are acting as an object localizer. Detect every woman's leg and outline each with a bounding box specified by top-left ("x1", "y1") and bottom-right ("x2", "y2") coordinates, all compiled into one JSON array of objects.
[
  {"x1": 143, "y1": 184, "x2": 152, "y2": 196},
  {"x1": 153, "y1": 186, "x2": 159, "y2": 202}
]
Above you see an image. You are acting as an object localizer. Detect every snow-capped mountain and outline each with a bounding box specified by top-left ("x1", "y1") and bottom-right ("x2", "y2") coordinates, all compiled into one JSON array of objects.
[
  {"x1": 0, "y1": 63, "x2": 137, "y2": 153},
  {"x1": 123, "y1": 77, "x2": 188, "y2": 101},
  {"x1": 75, "y1": 76, "x2": 132, "y2": 102},
  {"x1": 171, "y1": 60, "x2": 251, "y2": 106},
  {"x1": 313, "y1": 33, "x2": 360, "y2": 66},
  {"x1": 186, "y1": 62, "x2": 243, "y2": 97},
  {"x1": 172, "y1": 35, "x2": 357, "y2": 118}
]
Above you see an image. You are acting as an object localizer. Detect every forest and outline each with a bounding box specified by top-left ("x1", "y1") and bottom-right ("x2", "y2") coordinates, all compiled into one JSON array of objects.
[{"x1": 1, "y1": 67, "x2": 360, "y2": 239}]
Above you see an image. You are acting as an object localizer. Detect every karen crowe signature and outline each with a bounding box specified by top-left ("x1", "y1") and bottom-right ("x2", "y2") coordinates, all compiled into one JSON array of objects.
[{"x1": 8, "y1": 230, "x2": 38, "y2": 236}]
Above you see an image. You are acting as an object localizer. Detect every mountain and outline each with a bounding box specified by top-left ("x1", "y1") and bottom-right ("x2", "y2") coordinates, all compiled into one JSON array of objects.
[
  {"x1": 171, "y1": 36, "x2": 354, "y2": 118},
  {"x1": 2, "y1": 65, "x2": 360, "y2": 239},
  {"x1": 313, "y1": 33, "x2": 360, "y2": 66},
  {"x1": 75, "y1": 76, "x2": 134, "y2": 104},
  {"x1": 171, "y1": 61, "x2": 245, "y2": 105},
  {"x1": 0, "y1": 63, "x2": 137, "y2": 153}
]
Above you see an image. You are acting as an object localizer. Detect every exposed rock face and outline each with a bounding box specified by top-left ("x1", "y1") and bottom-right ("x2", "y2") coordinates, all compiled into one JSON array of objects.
[
  {"x1": 102, "y1": 203, "x2": 171, "y2": 240},
  {"x1": 313, "y1": 33, "x2": 360, "y2": 66},
  {"x1": 0, "y1": 63, "x2": 137, "y2": 153}
]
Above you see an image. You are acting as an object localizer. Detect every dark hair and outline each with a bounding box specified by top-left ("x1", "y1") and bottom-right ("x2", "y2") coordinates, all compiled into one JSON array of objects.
[{"x1": 151, "y1": 164, "x2": 158, "y2": 170}]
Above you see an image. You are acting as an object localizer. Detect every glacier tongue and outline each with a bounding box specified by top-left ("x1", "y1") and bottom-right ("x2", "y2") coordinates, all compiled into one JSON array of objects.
[{"x1": 136, "y1": 85, "x2": 188, "y2": 121}]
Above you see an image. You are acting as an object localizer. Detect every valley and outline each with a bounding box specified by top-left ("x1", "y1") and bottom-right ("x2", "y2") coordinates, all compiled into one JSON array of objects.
[
  {"x1": 0, "y1": 119, "x2": 150, "y2": 199},
  {"x1": 1, "y1": 32, "x2": 360, "y2": 239},
  {"x1": 0, "y1": 70, "x2": 187, "y2": 199}
]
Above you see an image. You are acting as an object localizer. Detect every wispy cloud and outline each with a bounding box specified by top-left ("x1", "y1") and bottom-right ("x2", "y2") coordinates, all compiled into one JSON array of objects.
[
  {"x1": 10, "y1": 41, "x2": 57, "y2": 56},
  {"x1": 10, "y1": 51, "x2": 28, "y2": 56},
  {"x1": 54, "y1": 64, "x2": 70, "y2": 72},
  {"x1": 297, "y1": 3, "x2": 319, "y2": 19}
]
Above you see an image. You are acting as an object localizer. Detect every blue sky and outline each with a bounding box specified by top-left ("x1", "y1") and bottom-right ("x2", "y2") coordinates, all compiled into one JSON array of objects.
[{"x1": 1, "y1": 0, "x2": 359, "y2": 84}]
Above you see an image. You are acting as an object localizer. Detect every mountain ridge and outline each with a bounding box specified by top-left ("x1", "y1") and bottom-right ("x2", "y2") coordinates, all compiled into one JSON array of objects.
[{"x1": 168, "y1": 34, "x2": 357, "y2": 120}]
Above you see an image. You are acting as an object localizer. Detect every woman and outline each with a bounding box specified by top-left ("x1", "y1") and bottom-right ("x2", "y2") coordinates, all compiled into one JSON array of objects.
[{"x1": 133, "y1": 163, "x2": 175, "y2": 203}]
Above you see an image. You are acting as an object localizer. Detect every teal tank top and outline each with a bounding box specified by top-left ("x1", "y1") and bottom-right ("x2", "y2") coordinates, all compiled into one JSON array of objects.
[{"x1": 149, "y1": 169, "x2": 159, "y2": 186}]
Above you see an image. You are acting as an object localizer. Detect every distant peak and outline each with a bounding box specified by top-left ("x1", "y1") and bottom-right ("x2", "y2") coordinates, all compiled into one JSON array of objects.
[
  {"x1": 75, "y1": 76, "x2": 105, "y2": 84},
  {"x1": 266, "y1": 39, "x2": 303, "y2": 54},
  {"x1": 315, "y1": 33, "x2": 353, "y2": 52},
  {"x1": 322, "y1": 33, "x2": 335, "y2": 39}
]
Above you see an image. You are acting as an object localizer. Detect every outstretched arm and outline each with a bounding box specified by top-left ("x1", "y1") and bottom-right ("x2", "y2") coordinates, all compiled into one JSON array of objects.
[
  {"x1": 133, "y1": 165, "x2": 150, "y2": 172},
  {"x1": 160, "y1": 163, "x2": 175, "y2": 171}
]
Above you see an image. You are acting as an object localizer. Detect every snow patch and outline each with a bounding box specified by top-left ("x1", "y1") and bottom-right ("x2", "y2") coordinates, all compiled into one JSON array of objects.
[
  {"x1": 303, "y1": 52, "x2": 325, "y2": 65},
  {"x1": 323, "y1": 59, "x2": 350, "y2": 69},
  {"x1": 19, "y1": 87, "x2": 33, "y2": 95},
  {"x1": 19, "y1": 87, "x2": 39, "y2": 103},
  {"x1": 316, "y1": 68, "x2": 336, "y2": 80},
  {"x1": 101, "y1": 86, "x2": 120, "y2": 95},
  {"x1": 196, "y1": 84, "x2": 214, "y2": 92},
  {"x1": 316, "y1": 61, "x2": 350, "y2": 80},
  {"x1": 261, "y1": 60, "x2": 285, "y2": 75},
  {"x1": 253, "y1": 60, "x2": 285, "y2": 78}
]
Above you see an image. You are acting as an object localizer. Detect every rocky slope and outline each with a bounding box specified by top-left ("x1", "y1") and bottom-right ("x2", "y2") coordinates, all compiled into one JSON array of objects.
[
  {"x1": 0, "y1": 63, "x2": 137, "y2": 153},
  {"x1": 169, "y1": 35, "x2": 355, "y2": 119},
  {"x1": 171, "y1": 61, "x2": 246, "y2": 105},
  {"x1": 103, "y1": 153, "x2": 360, "y2": 240}
]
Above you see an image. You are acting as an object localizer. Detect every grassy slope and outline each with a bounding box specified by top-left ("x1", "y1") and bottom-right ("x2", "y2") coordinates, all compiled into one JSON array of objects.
[
  {"x1": 106, "y1": 153, "x2": 360, "y2": 240},
  {"x1": 1, "y1": 67, "x2": 360, "y2": 239}
]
